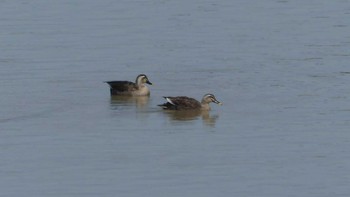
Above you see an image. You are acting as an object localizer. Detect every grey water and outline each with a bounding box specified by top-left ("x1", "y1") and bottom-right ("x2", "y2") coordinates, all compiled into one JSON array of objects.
[{"x1": 1, "y1": 0, "x2": 350, "y2": 196}]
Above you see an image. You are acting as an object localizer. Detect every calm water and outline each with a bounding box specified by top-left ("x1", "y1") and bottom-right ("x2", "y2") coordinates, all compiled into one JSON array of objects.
[{"x1": 1, "y1": 0, "x2": 350, "y2": 196}]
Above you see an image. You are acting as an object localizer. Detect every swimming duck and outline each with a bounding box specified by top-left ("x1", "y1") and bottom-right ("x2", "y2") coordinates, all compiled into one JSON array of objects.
[
  {"x1": 105, "y1": 74, "x2": 152, "y2": 96},
  {"x1": 158, "y1": 93, "x2": 222, "y2": 110}
]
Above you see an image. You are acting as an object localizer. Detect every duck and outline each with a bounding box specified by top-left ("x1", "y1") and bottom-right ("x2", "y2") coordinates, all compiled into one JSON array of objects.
[
  {"x1": 105, "y1": 74, "x2": 152, "y2": 96},
  {"x1": 158, "y1": 93, "x2": 222, "y2": 110}
]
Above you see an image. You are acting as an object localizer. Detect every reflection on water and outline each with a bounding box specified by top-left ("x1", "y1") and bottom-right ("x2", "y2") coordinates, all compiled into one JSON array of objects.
[
  {"x1": 162, "y1": 110, "x2": 219, "y2": 127},
  {"x1": 201, "y1": 111, "x2": 219, "y2": 127},
  {"x1": 109, "y1": 96, "x2": 150, "y2": 109}
]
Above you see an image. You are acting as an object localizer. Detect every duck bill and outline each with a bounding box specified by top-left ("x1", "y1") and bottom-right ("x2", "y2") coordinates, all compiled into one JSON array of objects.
[
  {"x1": 214, "y1": 100, "x2": 223, "y2": 105},
  {"x1": 146, "y1": 80, "x2": 152, "y2": 85}
]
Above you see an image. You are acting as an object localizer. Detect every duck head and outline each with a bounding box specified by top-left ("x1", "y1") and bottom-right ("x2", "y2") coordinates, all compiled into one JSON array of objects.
[{"x1": 136, "y1": 74, "x2": 152, "y2": 85}]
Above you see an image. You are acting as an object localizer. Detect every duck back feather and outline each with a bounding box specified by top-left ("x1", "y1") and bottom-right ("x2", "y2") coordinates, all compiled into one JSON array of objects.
[{"x1": 158, "y1": 96, "x2": 201, "y2": 110}]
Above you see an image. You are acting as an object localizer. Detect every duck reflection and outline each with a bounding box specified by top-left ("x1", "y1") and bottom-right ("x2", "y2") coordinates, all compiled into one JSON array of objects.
[
  {"x1": 163, "y1": 110, "x2": 219, "y2": 127},
  {"x1": 110, "y1": 95, "x2": 149, "y2": 109},
  {"x1": 201, "y1": 111, "x2": 220, "y2": 127}
]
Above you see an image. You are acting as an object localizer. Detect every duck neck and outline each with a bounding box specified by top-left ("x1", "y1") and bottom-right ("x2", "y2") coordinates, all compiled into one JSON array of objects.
[{"x1": 201, "y1": 100, "x2": 211, "y2": 110}]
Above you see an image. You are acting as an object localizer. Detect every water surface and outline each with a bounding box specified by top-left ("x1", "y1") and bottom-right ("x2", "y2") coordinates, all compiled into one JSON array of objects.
[{"x1": 1, "y1": 0, "x2": 350, "y2": 196}]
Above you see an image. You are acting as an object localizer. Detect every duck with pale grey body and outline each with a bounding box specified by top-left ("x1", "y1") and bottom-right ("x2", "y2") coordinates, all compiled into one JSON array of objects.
[
  {"x1": 158, "y1": 94, "x2": 222, "y2": 110},
  {"x1": 105, "y1": 74, "x2": 152, "y2": 96}
]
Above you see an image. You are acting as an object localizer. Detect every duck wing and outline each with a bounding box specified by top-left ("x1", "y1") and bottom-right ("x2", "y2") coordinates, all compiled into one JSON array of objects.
[
  {"x1": 160, "y1": 96, "x2": 201, "y2": 110},
  {"x1": 105, "y1": 81, "x2": 138, "y2": 92}
]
